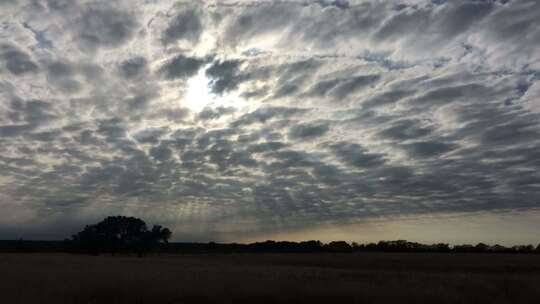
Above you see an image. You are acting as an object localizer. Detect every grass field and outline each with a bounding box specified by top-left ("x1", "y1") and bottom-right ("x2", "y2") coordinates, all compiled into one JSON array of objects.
[{"x1": 1, "y1": 253, "x2": 540, "y2": 303}]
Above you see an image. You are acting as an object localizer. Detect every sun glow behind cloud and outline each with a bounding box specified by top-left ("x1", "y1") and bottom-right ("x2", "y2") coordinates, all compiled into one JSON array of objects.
[{"x1": 183, "y1": 65, "x2": 246, "y2": 112}]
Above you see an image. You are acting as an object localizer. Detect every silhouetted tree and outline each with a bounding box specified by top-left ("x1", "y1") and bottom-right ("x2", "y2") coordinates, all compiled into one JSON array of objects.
[
  {"x1": 524, "y1": 245, "x2": 535, "y2": 253},
  {"x1": 325, "y1": 241, "x2": 352, "y2": 252},
  {"x1": 299, "y1": 240, "x2": 323, "y2": 252},
  {"x1": 490, "y1": 244, "x2": 508, "y2": 253},
  {"x1": 475, "y1": 243, "x2": 489, "y2": 253},
  {"x1": 137, "y1": 225, "x2": 172, "y2": 257},
  {"x1": 70, "y1": 216, "x2": 171, "y2": 256},
  {"x1": 511, "y1": 244, "x2": 535, "y2": 254},
  {"x1": 365, "y1": 243, "x2": 378, "y2": 251},
  {"x1": 434, "y1": 243, "x2": 451, "y2": 252},
  {"x1": 453, "y1": 244, "x2": 475, "y2": 253}
]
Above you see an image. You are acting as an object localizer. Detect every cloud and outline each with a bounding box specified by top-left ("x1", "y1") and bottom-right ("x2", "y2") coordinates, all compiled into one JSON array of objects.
[
  {"x1": 75, "y1": 4, "x2": 138, "y2": 51},
  {"x1": 149, "y1": 143, "x2": 173, "y2": 161},
  {"x1": 288, "y1": 121, "x2": 330, "y2": 139},
  {"x1": 5, "y1": 98, "x2": 55, "y2": 127},
  {"x1": 0, "y1": 124, "x2": 35, "y2": 137},
  {"x1": 232, "y1": 106, "x2": 309, "y2": 127},
  {"x1": 411, "y1": 84, "x2": 494, "y2": 106},
  {"x1": 361, "y1": 89, "x2": 415, "y2": 109},
  {"x1": 206, "y1": 59, "x2": 245, "y2": 94},
  {"x1": 198, "y1": 106, "x2": 235, "y2": 121},
  {"x1": 133, "y1": 127, "x2": 170, "y2": 144},
  {"x1": 45, "y1": 61, "x2": 82, "y2": 93},
  {"x1": 1, "y1": 44, "x2": 38, "y2": 75},
  {"x1": 330, "y1": 75, "x2": 380, "y2": 99},
  {"x1": 247, "y1": 141, "x2": 287, "y2": 154},
  {"x1": 378, "y1": 119, "x2": 433, "y2": 140},
  {"x1": 1, "y1": 0, "x2": 540, "y2": 241},
  {"x1": 118, "y1": 57, "x2": 148, "y2": 79},
  {"x1": 316, "y1": 0, "x2": 350, "y2": 10},
  {"x1": 162, "y1": 8, "x2": 203, "y2": 45},
  {"x1": 403, "y1": 141, "x2": 457, "y2": 158},
  {"x1": 329, "y1": 142, "x2": 386, "y2": 168},
  {"x1": 160, "y1": 54, "x2": 205, "y2": 79},
  {"x1": 96, "y1": 118, "x2": 126, "y2": 140}
]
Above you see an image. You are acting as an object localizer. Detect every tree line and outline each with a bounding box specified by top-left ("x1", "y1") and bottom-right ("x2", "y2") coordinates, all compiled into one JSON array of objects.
[
  {"x1": 164, "y1": 240, "x2": 540, "y2": 254},
  {"x1": 2, "y1": 216, "x2": 539, "y2": 255},
  {"x1": 5, "y1": 239, "x2": 539, "y2": 254}
]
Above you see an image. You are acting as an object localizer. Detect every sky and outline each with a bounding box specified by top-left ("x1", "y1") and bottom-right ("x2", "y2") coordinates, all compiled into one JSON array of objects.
[{"x1": 1, "y1": 0, "x2": 539, "y2": 245}]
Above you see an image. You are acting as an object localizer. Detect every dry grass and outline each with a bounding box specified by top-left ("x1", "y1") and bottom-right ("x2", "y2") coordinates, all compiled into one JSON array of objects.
[{"x1": 1, "y1": 253, "x2": 539, "y2": 303}]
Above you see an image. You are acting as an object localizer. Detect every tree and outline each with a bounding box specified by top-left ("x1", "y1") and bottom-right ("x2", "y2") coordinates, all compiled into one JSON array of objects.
[
  {"x1": 150, "y1": 225, "x2": 172, "y2": 244},
  {"x1": 475, "y1": 242, "x2": 489, "y2": 253},
  {"x1": 325, "y1": 241, "x2": 352, "y2": 252},
  {"x1": 433, "y1": 243, "x2": 451, "y2": 252},
  {"x1": 71, "y1": 216, "x2": 172, "y2": 256}
]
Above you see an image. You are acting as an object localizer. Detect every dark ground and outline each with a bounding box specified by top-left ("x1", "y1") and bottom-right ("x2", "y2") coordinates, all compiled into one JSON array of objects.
[{"x1": 1, "y1": 252, "x2": 539, "y2": 303}]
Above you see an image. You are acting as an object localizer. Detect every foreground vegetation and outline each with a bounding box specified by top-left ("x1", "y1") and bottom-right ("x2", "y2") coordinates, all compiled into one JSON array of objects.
[{"x1": 1, "y1": 253, "x2": 539, "y2": 303}]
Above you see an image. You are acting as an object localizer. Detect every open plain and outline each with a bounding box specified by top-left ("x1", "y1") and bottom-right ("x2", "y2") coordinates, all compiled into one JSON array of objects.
[{"x1": 2, "y1": 252, "x2": 540, "y2": 304}]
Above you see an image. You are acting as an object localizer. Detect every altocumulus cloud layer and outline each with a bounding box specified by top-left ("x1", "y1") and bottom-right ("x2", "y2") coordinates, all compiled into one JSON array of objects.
[{"x1": 1, "y1": 0, "x2": 540, "y2": 241}]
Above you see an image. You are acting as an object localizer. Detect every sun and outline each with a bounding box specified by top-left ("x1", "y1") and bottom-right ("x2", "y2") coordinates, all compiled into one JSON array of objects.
[{"x1": 183, "y1": 64, "x2": 245, "y2": 112}]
